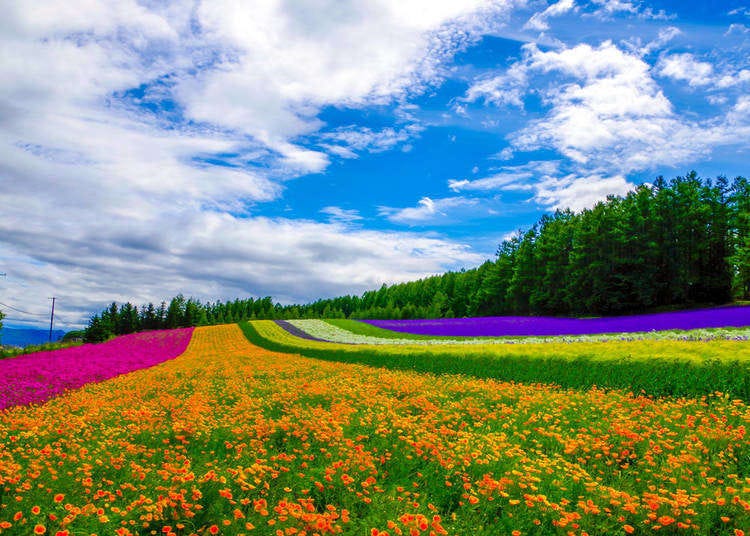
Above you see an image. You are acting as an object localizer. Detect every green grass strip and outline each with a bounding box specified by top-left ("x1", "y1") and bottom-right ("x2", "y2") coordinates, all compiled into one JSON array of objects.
[
  {"x1": 324, "y1": 319, "x2": 461, "y2": 340},
  {"x1": 240, "y1": 320, "x2": 750, "y2": 400}
]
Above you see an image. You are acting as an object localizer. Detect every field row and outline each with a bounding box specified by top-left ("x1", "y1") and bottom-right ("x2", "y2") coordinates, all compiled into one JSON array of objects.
[
  {"x1": 0, "y1": 328, "x2": 194, "y2": 410},
  {"x1": 0, "y1": 324, "x2": 748, "y2": 535},
  {"x1": 362, "y1": 306, "x2": 750, "y2": 337},
  {"x1": 245, "y1": 321, "x2": 750, "y2": 399},
  {"x1": 286, "y1": 319, "x2": 750, "y2": 345}
]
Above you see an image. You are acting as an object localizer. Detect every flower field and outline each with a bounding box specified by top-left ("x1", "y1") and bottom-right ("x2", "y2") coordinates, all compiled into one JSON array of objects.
[
  {"x1": 0, "y1": 328, "x2": 193, "y2": 410},
  {"x1": 364, "y1": 306, "x2": 750, "y2": 337},
  {"x1": 244, "y1": 321, "x2": 750, "y2": 399},
  {"x1": 1, "y1": 323, "x2": 749, "y2": 536},
  {"x1": 284, "y1": 319, "x2": 750, "y2": 345}
]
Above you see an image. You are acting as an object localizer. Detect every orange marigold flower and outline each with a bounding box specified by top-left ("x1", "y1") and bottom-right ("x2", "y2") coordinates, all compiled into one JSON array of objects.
[
  {"x1": 209, "y1": 525, "x2": 219, "y2": 535},
  {"x1": 657, "y1": 516, "x2": 675, "y2": 526},
  {"x1": 623, "y1": 525, "x2": 635, "y2": 534},
  {"x1": 32, "y1": 506, "x2": 41, "y2": 515},
  {"x1": 53, "y1": 494, "x2": 64, "y2": 503},
  {"x1": 734, "y1": 530, "x2": 744, "y2": 536},
  {"x1": 34, "y1": 525, "x2": 46, "y2": 535}
]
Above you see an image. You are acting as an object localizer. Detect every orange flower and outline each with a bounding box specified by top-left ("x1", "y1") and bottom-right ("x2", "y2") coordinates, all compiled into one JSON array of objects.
[
  {"x1": 53, "y1": 494, "x2": 64, "y2": 503},
  {"x1": 209, "y1": 525, "x2": 219, "y2": 535},
  {"x1": 34, "y1": 525, "x2": 46, "y2": 535},
  {"x1": 623, "y1": 525, "x2": 635, "y2": 534},
  {"x1": 31, "y1": 506, "x2": 41, "y2": 515}
]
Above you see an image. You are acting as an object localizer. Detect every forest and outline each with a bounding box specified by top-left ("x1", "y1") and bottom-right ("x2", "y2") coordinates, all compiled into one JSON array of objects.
[{"x1": 83, "y1": 172, "x2": 750, "y2": 341}]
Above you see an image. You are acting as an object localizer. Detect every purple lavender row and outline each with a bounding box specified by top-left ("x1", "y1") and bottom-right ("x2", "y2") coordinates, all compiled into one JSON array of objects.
[
  {"x1": 0, "y1": 328, "x2": 194, "y2": 411},
  {"x1": 364, "y1": 306, "x2": 750, "y2": 337},
  {"x1": 275, "y1": 319, "x2": 329, "y2": 342}
]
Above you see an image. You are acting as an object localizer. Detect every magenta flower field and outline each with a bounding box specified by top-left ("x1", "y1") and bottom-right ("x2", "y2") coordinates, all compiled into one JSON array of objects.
[
  {"x1": 0, "y1": 328, "x2": 193, "y2": 410},
  {"x1": 365, "y1": 305, "x2": 750, "y2": 337}
]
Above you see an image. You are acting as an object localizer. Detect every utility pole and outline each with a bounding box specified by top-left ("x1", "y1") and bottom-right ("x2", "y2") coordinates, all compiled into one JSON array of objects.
[{"x1": 48, "y1": 297, "x2": 56, "y2": 342}]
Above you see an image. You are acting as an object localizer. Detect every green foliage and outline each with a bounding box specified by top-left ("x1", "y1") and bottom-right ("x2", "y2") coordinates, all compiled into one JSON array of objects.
[
  {"x1": 0, "y1": 340, "x2": 82, "y2": 359},
  {"x1": 83, "y1": 294, "x2": 280, "y2": 340},
  {"x1": 241, "y1": 320, "x2": 750, "y2": 401},
  {"x1": 259, "y1": 172, "x2": 748, "y2": 320},
  {"x1": 61, "y1": 330, "x2": 85, "y2": 342},
  {"x1": 325, "y1": 319, "x2": 453, "y2": 340},
  {"x1": 85, "y1": 172, "x2": 750, "y2": 344}
]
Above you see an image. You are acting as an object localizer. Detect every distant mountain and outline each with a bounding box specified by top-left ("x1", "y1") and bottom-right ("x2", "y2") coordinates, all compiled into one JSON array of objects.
[{"x1": 0, "y1": 327, "x2": 65, "y2": 348}]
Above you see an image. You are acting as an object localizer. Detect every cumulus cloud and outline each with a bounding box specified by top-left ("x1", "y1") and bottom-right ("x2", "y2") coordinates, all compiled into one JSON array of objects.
[
  {"x1": 379, "y1": 196, "x2": 484, "y2": 225},
  {"x1": 447, "y1": 161, "x2": 632, "y2": 212},
  {"x1": 524, "y1": 0, "x2": 576, "y2": 31},
  {"x1": 466, "y1": 40, "x2": 750, "y2": 176},
  {"x1": 657, "y1": 53, "x2": 714, "y2": 87},
  {"x1": 0, "y1": 0, "x2": 514, "y2": 327},
  {"x1": 531, "y1": 173, "x2": 635, "y2": 211},
  {"x1": 464, "y1": 63, "x2": 529, "y2": 107},
  {"x1": 0, "y1": 210, "x2": 483, "y2": 328},
  {"x1": 178, "y1": 0, "x2": 510, "y2": 151}
]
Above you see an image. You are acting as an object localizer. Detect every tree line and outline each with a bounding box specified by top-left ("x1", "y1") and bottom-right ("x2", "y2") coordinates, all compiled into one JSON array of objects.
[{"x1": 84, "y1": 172, "x2": 750, "y2": 341}]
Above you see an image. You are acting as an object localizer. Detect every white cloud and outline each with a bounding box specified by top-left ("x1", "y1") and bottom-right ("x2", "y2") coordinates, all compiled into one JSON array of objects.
[
  {"x1": 321, "y1": 124, "x2": 424, "y2": 157},
  {"x1": 178, "y1": 0, "x2": 513, "y2": 156},
  {"x1": 717, "y1": 69, "x2": 750, "y2": 88},
  {"x1": 509, "y1": 41, "x2": 681, "y2": 169},
  {"x1": 726, "y1": 23, "x2": 750, "y2": 35},
  {"x1": 464, "y1": 62, "x2": 529, "y2": 107},
  {"x1": 728, "y1": 7, "x2": 750, "y2": 17},
  {"x1": 589, "y1": 0, "x2": 672, "y2": 20},
  {"x1": 0, "y1": 1, "x2": 516, "y2": 327},
  {"x1": 657, "y1": 53, "x2": 714, "y2": 87},
  {"x1": 633, "y1": 26, "x2": 681, "y2": 55},
  {"x1": 524, "y1": 0, "x2": 576, "y2": 31},
  {"x1": 532, "y1": 173, "x2": 635, "y2": 211},
  {"x1": 379, "y1": 196, "x2": 482, "y2": 225},
  {"x1": 468, "y1": 41, "x2": 750, "y2": 174},
  {"x1": 0, "y1": 211, "x2": 483, "y2": 328},
  {"x1": 447, "y1": 161, "x2": 635, "y2": 212},
  {"x1": 731, "y1": 95, "x2": 750, "y2": 119},
  {"x1": 320, "y1": 206, "x2": 364, "y2": 224},
  {"x1": 449, "y1": 173, "x2": 528, "y2": 192}
]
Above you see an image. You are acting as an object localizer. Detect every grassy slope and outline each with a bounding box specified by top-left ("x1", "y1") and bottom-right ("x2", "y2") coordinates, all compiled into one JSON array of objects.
[{"x1": 241, "y1": 320, "x2": 750, "y2": 400}]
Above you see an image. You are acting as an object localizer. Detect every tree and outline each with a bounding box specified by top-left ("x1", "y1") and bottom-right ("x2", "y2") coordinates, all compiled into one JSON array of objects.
[
  {"x1": 85, "y1": 315, "x2": 113, "y2": 343},
  {"x1": 166, "y1": 294, "x2": 186, "y2": 328},
  {"x1": 730, "y1": 176, "x2": 750, "y2": 298}
]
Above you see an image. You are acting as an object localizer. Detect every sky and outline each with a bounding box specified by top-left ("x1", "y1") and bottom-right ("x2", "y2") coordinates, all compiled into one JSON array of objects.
[{"x1": 1, "y1": 0, "x2": 750, "y2": 329}]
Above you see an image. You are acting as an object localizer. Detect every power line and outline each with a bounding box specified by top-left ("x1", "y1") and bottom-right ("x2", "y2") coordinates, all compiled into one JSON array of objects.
[{"x1": 0, "y1": 301, "x2": 48, "y2": 316}]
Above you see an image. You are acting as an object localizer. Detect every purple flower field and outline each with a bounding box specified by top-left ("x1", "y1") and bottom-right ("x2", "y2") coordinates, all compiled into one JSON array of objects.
[
  {"x1": 0, "y1": 328, "x2": 194, "y2": 410},
  {"x1": 365, "y1": 305, "x2": 750, "y2": 337}
]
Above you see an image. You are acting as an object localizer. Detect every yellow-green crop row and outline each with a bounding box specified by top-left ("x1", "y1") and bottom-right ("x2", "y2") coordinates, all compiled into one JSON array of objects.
[{"x1": 242, "y1": 321, "x2": 750, "y2": 400}]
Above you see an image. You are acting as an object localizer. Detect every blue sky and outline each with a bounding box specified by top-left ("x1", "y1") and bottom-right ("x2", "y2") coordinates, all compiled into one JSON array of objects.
[{"x1": 1, "y1": 0, "x2": 749, "y2": 328}]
